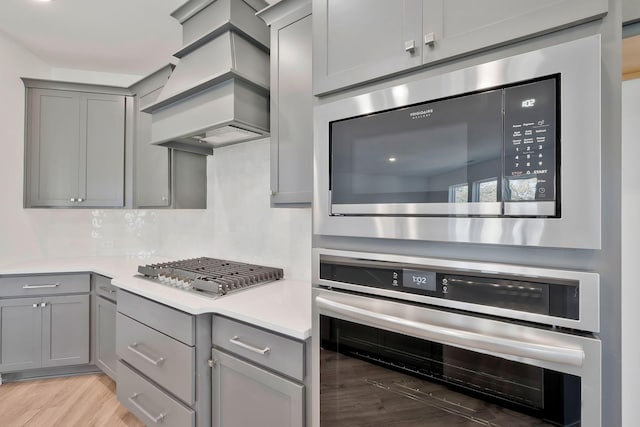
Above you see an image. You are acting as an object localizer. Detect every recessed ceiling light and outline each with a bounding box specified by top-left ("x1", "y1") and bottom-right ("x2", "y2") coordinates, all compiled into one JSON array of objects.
[
  {"x1": 34, "y1": 0, "x2": 54, "y2": 3},
  {"x1": 388, "y1": 157, "x2": 397, "y2": 162}
]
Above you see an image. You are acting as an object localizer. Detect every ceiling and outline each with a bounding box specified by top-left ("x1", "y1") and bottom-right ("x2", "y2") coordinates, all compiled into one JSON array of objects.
[{"x1": 0, "y1": 0, "x2": 189, "y2": 77}]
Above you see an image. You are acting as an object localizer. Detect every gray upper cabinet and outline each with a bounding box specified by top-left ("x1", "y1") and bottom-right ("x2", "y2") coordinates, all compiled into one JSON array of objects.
[
  {"x1": 313, "y1": 0, "x2": 423, "y2": 95},
  {"x1": 130, "y1": 66, "x2": 207, "y2": 209},
  {"x1": 131, "y1": 67, "x2": 172, "y2": 208},
  {"x1": 259, "y1": 0, "x2": 313, "y2": 205},
  {"x1": 24, "y1": 82, "x2": 128, "y2": 208},
  {"x1": 313, "y1": 0, "x2": 608, "y2": 95}
]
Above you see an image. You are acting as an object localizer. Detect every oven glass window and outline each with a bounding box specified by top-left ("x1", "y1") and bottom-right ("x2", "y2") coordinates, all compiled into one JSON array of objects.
[
  {"x1": 330, "y1": 89, "x2": 504, "y2": 206},
  {"x1": 320, "y1": 316, "x2": 580, "y2": 426}
]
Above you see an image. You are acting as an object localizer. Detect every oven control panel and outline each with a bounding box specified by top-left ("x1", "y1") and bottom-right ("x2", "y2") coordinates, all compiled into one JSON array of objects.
[{"x1": 320, "y1": 256, "x2": 579, "y2": 321}]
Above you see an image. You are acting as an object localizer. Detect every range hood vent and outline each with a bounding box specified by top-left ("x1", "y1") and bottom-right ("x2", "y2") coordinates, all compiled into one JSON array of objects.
[{"x1": 143, "y1": 0, "x2": 270, "y2": 155}]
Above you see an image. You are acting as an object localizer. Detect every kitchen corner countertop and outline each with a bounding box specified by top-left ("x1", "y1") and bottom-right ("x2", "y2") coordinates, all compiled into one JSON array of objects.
[{"x1": 0, "y1": 256, "x2": 312, "y2": 340}]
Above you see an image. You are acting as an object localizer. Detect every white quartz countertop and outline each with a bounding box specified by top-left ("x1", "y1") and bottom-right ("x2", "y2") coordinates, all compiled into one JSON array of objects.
[{"x1": 0, "y1": 256, "x2": 312, "y2": 340}]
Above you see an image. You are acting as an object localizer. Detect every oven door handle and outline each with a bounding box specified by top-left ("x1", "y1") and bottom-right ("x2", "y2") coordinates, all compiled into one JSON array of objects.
[{"x1": 316, "y1": 295, "x2": 585, "y2": 367}]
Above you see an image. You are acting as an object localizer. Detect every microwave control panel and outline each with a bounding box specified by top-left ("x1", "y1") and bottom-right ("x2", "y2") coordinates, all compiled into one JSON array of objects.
[{"x1": 502, "y1": 78, "x2": 557, "y2": 203}]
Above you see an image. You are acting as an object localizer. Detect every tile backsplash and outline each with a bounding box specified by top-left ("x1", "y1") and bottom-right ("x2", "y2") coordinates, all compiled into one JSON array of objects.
[
  {"x1": 8, "y1": 140, "x2": 311, "y2": 281},
  {"x1": 1, "y1": 33, "x2": 311, "y2": 281}
]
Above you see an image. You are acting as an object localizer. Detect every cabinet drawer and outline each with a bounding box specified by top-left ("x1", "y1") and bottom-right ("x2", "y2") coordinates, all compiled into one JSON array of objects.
[
  {"x1": 116, "y1": 313, "x2": 195, "y2": 405},
  {"x1": 118, "y1": 290, "x2": 194, "y2": 345},
  {"x1": 0, "y1": 273, "x2": 90, "y2": 297},
  {"x1": 117, "y1": 361, "x2": 195, "y2": 427},
  {"x1": 212, "y1": 316, "x2": 304, "y2": 381},
  {"x1": 94, "y1": 274, "x2": 117, "y2": 302}
]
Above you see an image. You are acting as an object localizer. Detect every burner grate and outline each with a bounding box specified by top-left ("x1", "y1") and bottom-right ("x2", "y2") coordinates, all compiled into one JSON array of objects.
[{"x1": 138, "y1": 257, "x2": 284, "y2": 296}]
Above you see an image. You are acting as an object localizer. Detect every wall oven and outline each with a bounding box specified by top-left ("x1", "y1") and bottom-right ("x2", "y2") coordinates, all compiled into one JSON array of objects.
[
  {"x1": 312, "y1": 249, "x2": 601, "y2": 426},
  {"x1": 313, "y1": 35, "x2": 602, "y2": 249}
]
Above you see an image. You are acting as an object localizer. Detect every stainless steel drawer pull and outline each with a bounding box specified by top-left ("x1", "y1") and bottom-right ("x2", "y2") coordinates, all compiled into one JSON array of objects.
[
  {"x1": 22, "y1": 283, "x2": 60, "y2": 289},
  {"x1": 229, "y1": 336, "x2": 270, "y2": 355},
  {"x1": 99, "y1": 286, "x2": 116, "y2": 293},
  {"x1": 127, "y1": 343, "x2": 165, "y2": 366},
  {"x1": 128, "y1": 393, "x2": 166, "y2": 423}
]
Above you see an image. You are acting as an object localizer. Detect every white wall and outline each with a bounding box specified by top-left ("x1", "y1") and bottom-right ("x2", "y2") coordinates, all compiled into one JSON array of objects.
[
  {"x1": 622, "y1": 77, "x2": 640, "y2": 426},
  {"x1": 0, "y1": 32, "x2": 312, "y2": 281}
]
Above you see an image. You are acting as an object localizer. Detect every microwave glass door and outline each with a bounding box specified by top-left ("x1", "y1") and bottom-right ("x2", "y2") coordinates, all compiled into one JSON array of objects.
[{"x1": 330, "y1": 89, "x2": 504, "y2": 216}]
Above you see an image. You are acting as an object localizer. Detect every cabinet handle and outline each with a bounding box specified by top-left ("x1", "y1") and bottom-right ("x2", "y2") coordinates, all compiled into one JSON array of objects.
[
  {"x1": 127, "y1": 343, "x2": 165, "y2": 366},
  {"x1": 229, "y1": 336, "x2": 271, "y2": 355},
  {"x1": 32, "y1": 303, "x2": 38, "y2": 308},
  {"x1": 128, "y1": 393, "x2": 166, "y2": 423},
  {"x1": 77, "y1": 198, "x2": 85, "y2": 202},
  {"x1": 40, "y1": 302, "x2": 46, "y2": 308},
  {"x1": 70, "y1": 198, "x2": 77, "y2": 202},
  {"x1": 161, "y1": 196, "x2": 168, "y2": 202},
  {"x1": 424, "y1": 32, "x2": 436, "y2": 47},
  {"x1": 23, "y1": 283, "x2": 60, "y2": 289},
  {"x1": 404, "y1": 39, "x2": 416, "y2": 53},
  {"x1": 98, "y1": 286, "x2": 116, "y2": 294}
]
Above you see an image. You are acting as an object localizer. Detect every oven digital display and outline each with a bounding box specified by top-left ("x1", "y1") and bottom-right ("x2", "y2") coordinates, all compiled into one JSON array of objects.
[{"x1": 402, "y1": 269, "x2": 437, "y2": 291}]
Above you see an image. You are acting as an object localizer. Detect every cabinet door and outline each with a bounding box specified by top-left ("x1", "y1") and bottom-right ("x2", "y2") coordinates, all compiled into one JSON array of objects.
[
  {"x1": 624, "y1": 0, "x2": 640, "y2": 24},
  {"x1": 82, "y1": 93, "x2": 126, "y2": 207},
  {"x1": 41, "y1": 294, "x2": 89, "y2": 368},
  {"x1": 172, "y1": 150, "x2": 207, "y2": 209},
  {"x1": 212, "y1": 349, "x2": 304, "y2": 427},
  {"x1": 95, "y1": 296, "x2": 117, "y2": 380},
  {"x1": 134, "y1": 86, "x2": 171, "y2": 208},
  {"x1": 271, "y1": 9, "x2": 313, "y2": 205},
  {"x1": 0, "y1": 298, "x2": 42, "y2": 372},
  {"x1": 26, "y1": 88, "x2": 82, "y2": 207},
  {"x1": 423, "y1": 0, "x2": 608, "y2": 65},
  {"x1": 313, "y1": 0, "x2": 423, "y2": 95}
]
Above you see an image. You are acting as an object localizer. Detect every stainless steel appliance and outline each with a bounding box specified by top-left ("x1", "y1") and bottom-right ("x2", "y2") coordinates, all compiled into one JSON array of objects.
[
  {"x1": 137, "y1": 257, "x2": 283, "y2": 297},
  {"x1": 314, "y1": 35, "x2": 602, "y2": 249},
  {"x1": 312, "y1": 248, "x2": 601, "y2": 426}
]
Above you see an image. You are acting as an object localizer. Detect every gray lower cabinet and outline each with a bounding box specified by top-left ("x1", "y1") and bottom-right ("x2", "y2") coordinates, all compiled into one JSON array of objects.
[
  {"x1": 23, "y1": 81, "x2": 128, "y2": 208},
  {"x1": 212, "y1": 349, "x2": 304, "y2": 427},
  {"x1": 211, "y1": 315, "x2": 306, "y2": 427},
  {"x1": 95, "y1": 296, "x2": 117, "y2": 380},
  {"x1": 117, "y1": 360, "x2": 195, "y2": 427},
  {"x1": 0, "y1": 294, "x2": 90, "y2": 372},
  {"x1": 41, "y1": 295, "x2": 90, "y2": 367},
  {"x1": 0, "y1": 297, "x2": 42, "y2": 372},
  {"x1": 116, "y1": 290, "x2": 210, "y2": 427},
  {"x1": 258, "y1": 0, "x2": 313, "y2": 205},
  {"x1": 0, "y1": 273, "x2": 90, "y2": 374},
  {"x1": 313, "y1": 0, "x2": 609, "y2": 94}
]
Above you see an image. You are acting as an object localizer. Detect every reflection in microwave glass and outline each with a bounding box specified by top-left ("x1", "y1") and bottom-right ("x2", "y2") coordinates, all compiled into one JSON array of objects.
[{"x1": 320, "y1": 349, "x2": 555, "y2": 427}]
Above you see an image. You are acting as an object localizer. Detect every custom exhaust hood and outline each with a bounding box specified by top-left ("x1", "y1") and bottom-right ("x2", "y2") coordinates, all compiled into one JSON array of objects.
[{"x1": 143, "y1": 0, "x2": 270, "y2": 155}]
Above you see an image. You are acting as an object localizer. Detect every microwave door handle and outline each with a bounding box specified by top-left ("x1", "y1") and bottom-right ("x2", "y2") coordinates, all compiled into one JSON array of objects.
[{"x1": 316, "y1": 295, "x2": 585, "y2": 368}]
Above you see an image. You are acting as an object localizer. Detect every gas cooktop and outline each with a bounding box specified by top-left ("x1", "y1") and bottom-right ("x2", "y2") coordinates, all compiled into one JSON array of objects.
[{"x1": 138, "y1": 257, "x2": 284, "y2": 298}]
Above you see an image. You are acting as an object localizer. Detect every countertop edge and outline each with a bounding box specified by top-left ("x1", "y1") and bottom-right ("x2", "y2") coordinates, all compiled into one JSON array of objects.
[{"x1": 0, "y1": 257, "x2": 312, "y2": 341}]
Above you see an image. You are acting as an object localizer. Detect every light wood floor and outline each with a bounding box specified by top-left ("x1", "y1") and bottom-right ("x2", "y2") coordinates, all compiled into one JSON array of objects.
[{"x1": 0, "y1": 374, "x2": 144, "y2": 427}]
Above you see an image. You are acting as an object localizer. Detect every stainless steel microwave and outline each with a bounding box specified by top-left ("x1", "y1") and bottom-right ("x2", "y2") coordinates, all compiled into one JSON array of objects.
[{"x1": 314, "y1": 35, "x2": 602, "y2": 249}]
